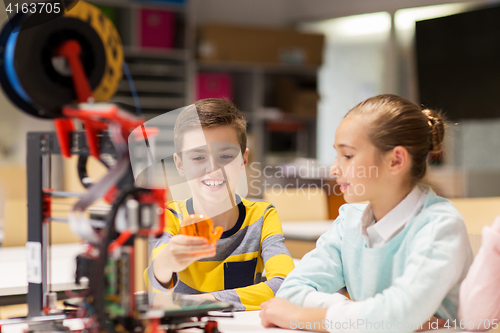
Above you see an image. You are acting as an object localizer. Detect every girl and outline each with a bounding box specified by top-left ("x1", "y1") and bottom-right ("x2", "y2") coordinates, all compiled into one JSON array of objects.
[
  {"x1": 260, "y1": 94, "x2": 473, "y2": 332},
  {"x1": 458, "y1": 215, "x2": 500, "y2": 331}
]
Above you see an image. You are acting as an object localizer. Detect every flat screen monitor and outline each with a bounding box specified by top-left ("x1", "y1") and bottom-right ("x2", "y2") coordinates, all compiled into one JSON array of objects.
[{"x1": 415, "y1": 5, "x2": 500, "y2": 120}]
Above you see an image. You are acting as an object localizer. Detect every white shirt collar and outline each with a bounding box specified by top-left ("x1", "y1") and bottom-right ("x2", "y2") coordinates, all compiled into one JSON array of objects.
[{"x1": 359, "y1": 186, "x2": 427, "y2": 247}]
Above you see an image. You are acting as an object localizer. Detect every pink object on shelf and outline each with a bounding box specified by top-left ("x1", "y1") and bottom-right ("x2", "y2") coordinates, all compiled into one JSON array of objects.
[
  {"x1": 197, "y1": 72, "x2": 233, "y2": 100},
  {"x1": 140, "y1": 9, "x2": 175, "y2": 49}
]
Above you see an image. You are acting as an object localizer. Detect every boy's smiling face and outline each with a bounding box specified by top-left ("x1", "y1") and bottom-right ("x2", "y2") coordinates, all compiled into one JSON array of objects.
[{"x1": 174, "y1": 125, "x2": 249, "y2": 205}]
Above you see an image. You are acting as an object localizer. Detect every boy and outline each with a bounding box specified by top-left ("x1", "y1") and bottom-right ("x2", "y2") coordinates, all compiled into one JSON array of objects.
[{"x1": 145, "y1": 99, "x2": 294, "y2": 311}]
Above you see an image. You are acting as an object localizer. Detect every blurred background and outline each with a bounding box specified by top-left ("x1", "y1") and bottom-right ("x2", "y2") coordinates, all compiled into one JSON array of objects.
[{"x1": 1, "y1": 0, "x2": 500, "y2": 270}]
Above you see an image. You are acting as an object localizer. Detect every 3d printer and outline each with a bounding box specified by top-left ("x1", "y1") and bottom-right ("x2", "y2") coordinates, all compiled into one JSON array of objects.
[{"x1": 0, "y1": 1, "x2": 232, "y2": 332}]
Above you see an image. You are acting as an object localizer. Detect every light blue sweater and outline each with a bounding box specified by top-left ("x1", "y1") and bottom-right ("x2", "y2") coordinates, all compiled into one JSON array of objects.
[{"x1": 277, "y1": 190, "x2": 473, "y2": 332}]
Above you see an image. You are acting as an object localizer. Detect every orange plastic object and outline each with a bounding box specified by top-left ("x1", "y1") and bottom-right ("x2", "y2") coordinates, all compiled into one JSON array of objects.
[{"x1": 179, "y1": 214, "x2": 223, "y2": 245}]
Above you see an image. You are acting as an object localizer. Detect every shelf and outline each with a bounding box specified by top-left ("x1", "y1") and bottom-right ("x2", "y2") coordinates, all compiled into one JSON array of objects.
[
  {"x1": 124, "y1": 46, "x2": 190, "y2": 60},
  {"x1": 119, "y1": 45, "x2": 190, "y2": 114},
  {"x1": 196, "y1": 61, "x2": 319, "y2": 75},
  {"x1": 83, "y1": 0, "x2": 320, "y2": 166},
  {"x1": 118, "y1": 80, "x2": 185, "y2": 94},
  {"x1": 88, "y1": 0, "x2": 187, "y2": 12},
  {"x1": 126, "y1": 63, "x2": 185, "y2": 77},
  {"x1": 112, "y1": 96, "x2": 186, "y2": 110}
]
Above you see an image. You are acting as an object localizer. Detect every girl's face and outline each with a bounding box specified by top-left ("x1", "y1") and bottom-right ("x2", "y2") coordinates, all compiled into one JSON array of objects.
[{"x1": 330, "y1": 115, "x2": 383, "y2": 203}]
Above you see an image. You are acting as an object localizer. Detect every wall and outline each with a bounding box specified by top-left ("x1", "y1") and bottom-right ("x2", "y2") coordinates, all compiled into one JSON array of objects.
[
  {"x1": 302, "y1": 13, "x2": 391, "y2": 165},
  {"x1": 455, "y1": 119, "x2": 500, "y2": 197},
  {"x1": 316, "y1": 42, "x2": 387, "y2": 165},
  {"x1": 191, "y1": 0, "x2": 292, "y2": 27},
  {"x1": 287, "y1": 0, "x2": 489, "y2": 22},
  {"x1": 190, "y1": 0, "x2": 499, "y2": 170},
  {"x1": 191, "y1": 0, "x2": 490, "y2": 26}
]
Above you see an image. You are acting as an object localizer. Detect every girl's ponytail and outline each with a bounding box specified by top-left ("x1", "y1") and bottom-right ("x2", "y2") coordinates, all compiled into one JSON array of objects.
[{"x1": 422, "y1": 109, "x2": 445, "y2": 154}]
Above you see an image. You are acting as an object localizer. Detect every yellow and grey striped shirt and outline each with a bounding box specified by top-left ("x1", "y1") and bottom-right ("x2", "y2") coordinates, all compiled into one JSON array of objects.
[{"x1": 145, "y1": 196, "x2": 295, "y2": 310}]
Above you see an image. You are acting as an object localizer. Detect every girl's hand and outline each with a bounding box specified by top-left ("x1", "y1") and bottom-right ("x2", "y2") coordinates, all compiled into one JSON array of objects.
[
  {"x1": 260, "y1": 298, "x2": 302, "y2": 328},
  {"x1": 153, "y1": 235, "x2": 216, "y2": 286},
  {"x1": 260, "y1": 298, "x2": 328, "y2": 331}
]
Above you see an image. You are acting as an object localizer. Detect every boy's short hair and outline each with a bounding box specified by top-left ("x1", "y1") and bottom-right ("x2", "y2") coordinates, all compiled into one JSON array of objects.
[{"x1": 174, "y1": 98, "x2": 247, "y2": 154}]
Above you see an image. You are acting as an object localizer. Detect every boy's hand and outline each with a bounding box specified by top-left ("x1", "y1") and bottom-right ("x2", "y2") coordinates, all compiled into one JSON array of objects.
[
  {"x1": 153, "y1": 235, "x2": 216, "y2": 286},
  {"x1": 191, "y1": 293, "x2": 217, "y2": 301}
]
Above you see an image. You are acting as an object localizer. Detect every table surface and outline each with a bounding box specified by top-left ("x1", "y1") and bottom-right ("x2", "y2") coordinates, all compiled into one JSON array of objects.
[
  {"x1": 0, "y1": 238, "x2": 478, "y2": 333},
  {"x1": 281, "y1": 221, "x2": 333, "y2": 241},
  {"x1": 0, "y1": 243, "x2": 86, "y2": 296},
  {"x1": 216, "y1": 311, "x2": 465, "y2": 333},
  {"x1": 0, "y1": 310, "x2": 468, "y2": 333}
]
